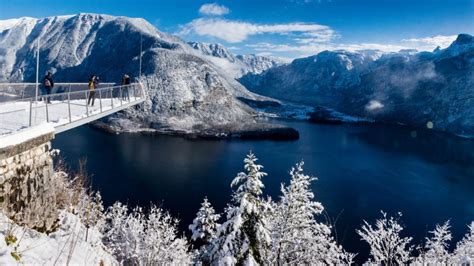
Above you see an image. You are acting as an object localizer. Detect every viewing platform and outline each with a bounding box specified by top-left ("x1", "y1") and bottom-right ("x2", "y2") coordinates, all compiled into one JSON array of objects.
[{"x1": 0, "y1": 83, "x2": 146, "y2": 139}]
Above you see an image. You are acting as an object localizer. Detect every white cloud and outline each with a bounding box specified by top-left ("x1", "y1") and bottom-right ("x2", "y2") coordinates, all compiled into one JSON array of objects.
[
  {"x1": 180, "y1": 11, "x2": 459, "y2": 59},
  {"x1": 199, "y1": 3, "x2": 230, "y2": 16},
  {"x1": 401, "y1": 35, "x2": 457, "y2": 51},
  {"x1": 179, "y1": 18, "x2": 336, "y2": 43}
]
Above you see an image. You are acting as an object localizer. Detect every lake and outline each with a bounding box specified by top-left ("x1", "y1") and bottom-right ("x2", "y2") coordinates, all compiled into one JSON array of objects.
[{"x1": 52, "y1": 120, "x2": 474, "y2": 262}]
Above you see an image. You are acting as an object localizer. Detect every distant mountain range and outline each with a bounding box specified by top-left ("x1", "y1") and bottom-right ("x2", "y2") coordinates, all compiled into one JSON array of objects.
[
  {"x1": 188, "y1": 42, "x2": 285, "y2": 78},
  {"x1": 0, "y1": 14, "x2": 295, "y2": 138},
  {"x1": 240, "y1": 34, "x2": 474, "y2": 137}
]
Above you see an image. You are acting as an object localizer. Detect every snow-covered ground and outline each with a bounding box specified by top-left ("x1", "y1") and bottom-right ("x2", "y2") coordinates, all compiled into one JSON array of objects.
[
  {"x1": 0, "y1": 123, "x2": 54, "y2": 149},
  {"x1": 0, "y1": 211, "x2": 115, "y2": 265},
  {"x1": 0, "y1": 95, "x2": 142, "y2": 136}
]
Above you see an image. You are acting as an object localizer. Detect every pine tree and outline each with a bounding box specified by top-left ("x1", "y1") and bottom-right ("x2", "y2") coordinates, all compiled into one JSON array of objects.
[
  {"x1": 269, "y1": 161, "x2": 354, "y2": 265},
  {"x1": 210, "y1": 152, "x2": 271, "y2": 265},
  {"x1": 357, "y1": 211, "x2": 413, "y2": 264},
  {"x1": 189, "y1": 197, "x2": 221, "y2": 263}
]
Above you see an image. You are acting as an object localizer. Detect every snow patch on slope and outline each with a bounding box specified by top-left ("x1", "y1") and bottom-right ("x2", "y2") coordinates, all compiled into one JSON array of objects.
[{"x1": 0, "y1": 211, "x2": 115, "y2": 265}]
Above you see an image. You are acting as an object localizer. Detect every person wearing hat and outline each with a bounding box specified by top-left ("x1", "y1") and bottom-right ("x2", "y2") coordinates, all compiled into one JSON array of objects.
[{"x1": 43, "y1": 71, "x2": 54, "y2": 103}]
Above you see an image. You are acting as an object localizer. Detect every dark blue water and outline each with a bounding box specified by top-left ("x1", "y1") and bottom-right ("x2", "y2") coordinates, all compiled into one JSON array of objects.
[{"x1": 53, "y1": 121, "x2": 474, "y2": 262}]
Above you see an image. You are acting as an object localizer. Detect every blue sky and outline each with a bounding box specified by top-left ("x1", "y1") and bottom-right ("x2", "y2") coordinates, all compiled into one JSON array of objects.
[{"x1": 1, "y1": 0, "x2": 473, "y2": 58}]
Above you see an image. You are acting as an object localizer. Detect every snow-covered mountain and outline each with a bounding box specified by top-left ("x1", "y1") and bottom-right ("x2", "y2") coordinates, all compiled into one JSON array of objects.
[
  {"x1": 188, "y1": 42, "x2": 236, "y2": 62},
  {"x1": 241, "y1": 34, "x2": 474, "y2": 137},
  {"x1": 0, "y1": 14, "x2": 294, "y2": 137},
  {"x1": 188, "y1": 42, "x2": 285, "y2": 78},
  {"x1": 240, "y1": 50, "x2": 381, "y2": 105}
]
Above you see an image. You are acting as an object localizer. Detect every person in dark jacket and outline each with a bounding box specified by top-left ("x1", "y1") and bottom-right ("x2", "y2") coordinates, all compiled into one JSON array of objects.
[
  {"x1": 43, "y1": 71, "x2": 54, "y2": 103},
  {"x1": 121, "y1": 74, "x2": 131, "y2": 101}
]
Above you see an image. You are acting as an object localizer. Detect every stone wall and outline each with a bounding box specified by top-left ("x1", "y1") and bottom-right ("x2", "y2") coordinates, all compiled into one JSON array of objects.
[{"x1": 0, "y1": 129, "x2": 57, "y2": 231}]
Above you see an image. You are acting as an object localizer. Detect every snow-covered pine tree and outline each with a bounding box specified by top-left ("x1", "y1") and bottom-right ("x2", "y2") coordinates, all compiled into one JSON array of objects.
[
  {"x1": 451, "y1": 222, "x2": 474, "y2": 264},
  {"x1": 268, "y1": 161, "x2": 354, "y2": 264},
  {"x1": 189, "y1": 197, "x2": 221, "y2": 263},
  {"x1": 357, "y1": 211, "x2": 413, "y2": 264},
  {"x1": 190, "y1": 197, "x2": 221, "y2": 243},
  {"x1": 210, "y1": 152, "x2": 271, "y2": 265},
  {"x1": 415, "y1": 221, "x2": 452, "y2": 264}
]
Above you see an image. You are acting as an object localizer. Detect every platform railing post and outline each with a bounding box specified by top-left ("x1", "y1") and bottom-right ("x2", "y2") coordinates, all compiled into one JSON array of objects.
[
  {"x1": 68, "y1": 91, "x2": 72, "y2": 123},
  {"x1": 136, "y1": 84, "x2": 139, "y2": 99},
  {"x1": 21, "y1": 85, "x2": 25, "y2": 100},
  {"x1": 111, "y1": 88, "x2": 114, "y2": 108},
  {"x1": 99, "y1": 89, "x2": 103, "y2": 112},
  {"x1": 133, "y1": 85, "x2": 137, "y2": 101},
  {"x1": 120, "y1": 86, "x2": 123, "y2": 106},
  {"x1": 125, "y1": 85, "x2": 129, "y2": 102},
  {"x1": 45, "y1": 97, "x2": 49, "y2": 123},
  {"x1": 29, "y1": 99, "x2": 33, "y2": 126},
  {"x1": 85, "y1": 90, "x2": 89, "y2": 116},
  {"x1": 139, "y1": 82, "x2": 146, "y2": 100}
]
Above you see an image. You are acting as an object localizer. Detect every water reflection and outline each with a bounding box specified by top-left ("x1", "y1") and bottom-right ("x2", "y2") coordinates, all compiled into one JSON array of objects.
[{"x1": 349, "y1": 124, "x2": 474, "y2": 176}]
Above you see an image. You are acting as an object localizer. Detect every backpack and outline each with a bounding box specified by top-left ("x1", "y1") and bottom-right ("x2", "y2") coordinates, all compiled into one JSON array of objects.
[{"x1": 44, "y1": 78, "x2": 51, "y2": 87}]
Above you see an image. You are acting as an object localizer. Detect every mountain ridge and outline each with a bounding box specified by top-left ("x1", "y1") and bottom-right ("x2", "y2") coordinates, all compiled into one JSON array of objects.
[{"x1": 240, "y1": 33, "x2": 474, "y2": 137}]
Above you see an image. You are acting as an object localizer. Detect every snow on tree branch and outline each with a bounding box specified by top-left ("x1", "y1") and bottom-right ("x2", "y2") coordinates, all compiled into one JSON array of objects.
[
  {"x1": 415, "y1": 220, "x2": 452, "y2": 264},
  {"x1": 103, "y1": 202, "x2": 192, "y2": 264},
  {"x1": 357, "y1": 211, "x2": 413, "y2": 264}
]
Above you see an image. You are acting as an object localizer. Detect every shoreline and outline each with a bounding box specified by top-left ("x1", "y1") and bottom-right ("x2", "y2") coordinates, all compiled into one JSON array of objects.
[{"x1": 92, "y1": 120, "x2": 300, "y2": 141}]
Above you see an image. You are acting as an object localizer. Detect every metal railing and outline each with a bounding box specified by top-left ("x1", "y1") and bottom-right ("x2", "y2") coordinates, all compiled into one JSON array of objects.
[
  {"x1": 0, "y1": 83, "x2": 116, "y2": 102},
  {"x1": 0, "y1": 83, "x2": 146, "y2": 136}
]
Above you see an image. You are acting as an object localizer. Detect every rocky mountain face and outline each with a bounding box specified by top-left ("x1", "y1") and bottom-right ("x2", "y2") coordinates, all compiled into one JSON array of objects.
[
  {"x1": 0, "y1": 14, "x2": 294, "y2": 138},
  {"x1": 240, "y1": 50, "x2": 381, "y2": 105},
  {"x1": 188, "y1": 42, "x2": 236, "y2": 62},
  {"x1": 241, "y1": 35, "x2": 474, "y2": 137},
  {"x1": 188, "y1": 42, "x2": 285, "y2": 78}
]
